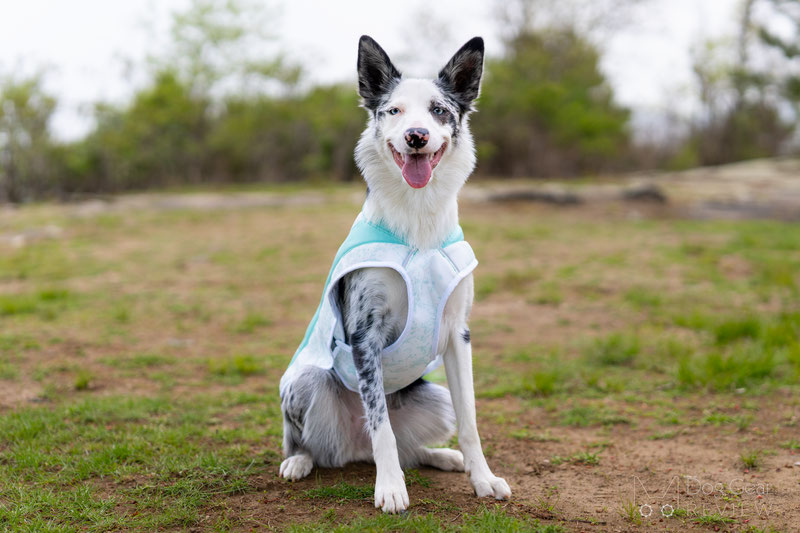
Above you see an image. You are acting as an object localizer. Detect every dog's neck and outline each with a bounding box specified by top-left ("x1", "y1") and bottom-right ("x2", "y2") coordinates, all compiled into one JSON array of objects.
[{"x1": 362, "y1": 183, "x2": 461, "y2": 250}]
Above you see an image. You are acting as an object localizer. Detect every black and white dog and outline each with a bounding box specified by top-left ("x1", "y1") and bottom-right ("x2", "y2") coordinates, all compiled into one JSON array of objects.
[{"x1": 279, "y1": 35, "x2": 510, "y2": 513}]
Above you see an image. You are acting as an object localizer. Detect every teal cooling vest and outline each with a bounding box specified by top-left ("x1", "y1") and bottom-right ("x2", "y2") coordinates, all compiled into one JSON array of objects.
[{"x1": 280, "y1": 213, "x2": 477, "y2": 395}]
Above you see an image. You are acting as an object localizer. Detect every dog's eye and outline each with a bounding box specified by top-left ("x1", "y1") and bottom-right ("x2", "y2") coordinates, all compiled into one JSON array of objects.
[
  {"x1": 432, "y1": 106, "x2": 444, "y2": 115},
  {"x1": 388, "y1": 108, "x2": 400, "y2": 115}
]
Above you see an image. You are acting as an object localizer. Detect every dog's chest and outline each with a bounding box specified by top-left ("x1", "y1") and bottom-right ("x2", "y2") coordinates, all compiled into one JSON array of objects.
[{"x1": 329, "y1": 242, "x2": 477, "y2": 393}]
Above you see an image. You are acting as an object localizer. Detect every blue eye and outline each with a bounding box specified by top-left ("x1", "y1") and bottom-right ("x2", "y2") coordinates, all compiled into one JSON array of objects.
[
  {"x1": 388, "y1": 107, "x2": 400, "y2": 115},
  {"x1": 433, "y1": 106, "x2": 444, "y2": 115}
]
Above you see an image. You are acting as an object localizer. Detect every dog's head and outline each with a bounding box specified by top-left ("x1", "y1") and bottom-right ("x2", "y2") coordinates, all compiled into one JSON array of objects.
[{"x1": 355, "y1": 36, "x2": 484, "y2": 190}]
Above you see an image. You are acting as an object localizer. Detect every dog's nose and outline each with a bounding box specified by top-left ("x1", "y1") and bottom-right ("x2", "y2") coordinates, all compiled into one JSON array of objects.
[{"x1": 404, "y1": 128, "x2": 429, "y2": 149}]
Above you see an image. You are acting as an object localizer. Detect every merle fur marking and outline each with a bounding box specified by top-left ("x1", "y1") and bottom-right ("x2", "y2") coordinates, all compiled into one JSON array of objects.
[
  {"x1": 429, "y1": 99, "x2": 461, "y2": 142},
  {"x1": 339, "y1": 270, "x2": 400, "y2": 432}
]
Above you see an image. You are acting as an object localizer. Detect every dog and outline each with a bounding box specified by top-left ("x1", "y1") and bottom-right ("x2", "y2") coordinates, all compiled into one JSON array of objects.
[{"x1": 278, "y1": 35, "x2": 510, "y2": 513}]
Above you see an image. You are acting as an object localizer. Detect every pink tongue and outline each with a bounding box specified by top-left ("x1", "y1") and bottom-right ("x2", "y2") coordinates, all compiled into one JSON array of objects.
[{"x1": 402, "y1": 154, "x2": 432, "y2": 188}]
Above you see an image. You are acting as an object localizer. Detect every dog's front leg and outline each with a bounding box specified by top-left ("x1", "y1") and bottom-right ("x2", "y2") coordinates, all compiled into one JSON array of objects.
[
  {"x1": 443, "y1": 327, "x2": 511, "y2": 500},
  {"x1": 343, "y1": 275, "x2": 408, "y2": 513},
  {"x1": 352, "y1": 338, "x2": 408, "y2": 513}
]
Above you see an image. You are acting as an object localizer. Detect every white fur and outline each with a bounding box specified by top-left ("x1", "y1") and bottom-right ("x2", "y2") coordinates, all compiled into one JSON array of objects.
[
  {"x1": 279, "y1": 452, "x2": 313, "y2": 481},
  {"x1": 441, "y1": 277, "x2": 511, "y2": 499},
  {"x1": 356, "y1": 79, "x2": 477, "y2": 250},
  {"x1": 372, "y1": 420, "x2": 408, "y2": 512}
]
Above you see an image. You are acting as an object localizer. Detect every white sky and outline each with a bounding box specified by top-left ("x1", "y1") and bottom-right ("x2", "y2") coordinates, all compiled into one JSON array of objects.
[{"x1": 0, "y1": 0, "x2": 741, "y2": 140}]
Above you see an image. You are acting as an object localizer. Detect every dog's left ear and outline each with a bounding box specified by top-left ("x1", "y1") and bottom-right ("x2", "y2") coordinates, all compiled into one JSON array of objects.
[{"x1": 437, "y1": 37, "x2": 484, "y2": 113}]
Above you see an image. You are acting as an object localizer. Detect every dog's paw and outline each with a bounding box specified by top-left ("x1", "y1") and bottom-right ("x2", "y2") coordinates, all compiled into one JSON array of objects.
[
  {"x1": 279, "y1": 454, "x2": 313, "y2": 481},
  {"x1": 470, "y1": 473, "x2": 511, "y2": 500},
  {"x1": 374, "y1": 472, "x2": 409, "y2": 513},
  {"x1": 425, "y1": 448, "x2": 465, "y2": 472}
]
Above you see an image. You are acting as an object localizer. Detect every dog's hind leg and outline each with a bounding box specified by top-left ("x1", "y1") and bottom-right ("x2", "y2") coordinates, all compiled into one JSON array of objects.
[
  {"x1": 387, "y1": 379, "x2": 464, "y2": 471},
  {"x1": 280, "y1": 366, "x2": 362, "y2": 480}
]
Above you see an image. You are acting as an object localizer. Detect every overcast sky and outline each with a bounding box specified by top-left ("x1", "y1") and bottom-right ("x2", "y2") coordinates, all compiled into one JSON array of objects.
[{"x1": 0, "y1": 0, "x2": 741, "y2": 140}]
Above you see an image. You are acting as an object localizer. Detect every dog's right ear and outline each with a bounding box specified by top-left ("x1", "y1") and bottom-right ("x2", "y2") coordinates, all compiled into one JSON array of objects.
[{"x1": 357, "y1": 35, "x2": 402, "y2": 111}]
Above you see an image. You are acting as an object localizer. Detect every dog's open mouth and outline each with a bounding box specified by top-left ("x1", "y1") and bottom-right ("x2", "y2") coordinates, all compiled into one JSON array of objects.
[{"x1": 388, "y1": 142, "x2": 447, "y2": 189}]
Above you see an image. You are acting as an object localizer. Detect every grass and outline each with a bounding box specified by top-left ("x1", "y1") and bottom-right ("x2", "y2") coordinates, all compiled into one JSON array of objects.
[
  {"x1": 289, "y1": 506, "x2": 566, "y2": 532},
  {"x1": 404, "y1": 468, "x2": 432, "y2": 487},
  {"x1": 232, "y1": 312, "x2": 272, "y2": 334},
  {"x1": 550, "y1": 451, "x2": 600, "y2": 466},
  {"x1": 302, "y1": 481, "x2": 373, "y2": 501},
  {"x1": 510, "y1": 428, "x2": 560, "y2": 442},
  {"x1": 74, "y1": 370, "x2": 93, "y2": 391},
  {"x1": 104, "y1": 352, "x2": 176, "y2": 369},
  {"x1": 740, "y1": 450, "x2": 762, "y2": 470},
  {"x1": 618, "y1": 500, "x2": 642, "y2": 526},
  {"x1": 583, "y1": 333, "x2": 640, "y2": 367},
  {"x1": 648, "y1": 430, "x2": 679, "y2": 440},
  {"x1": 0, "y1": 394, "x2": 273, "y2": 530},
  {"x1": 1, "y1": 188, "x2": 799, "y2": 530},
  {"x1": 559, "y1": 405, "x2": 630, "y2": 427},
  {"x1": 206, "y1": 354, "x2": 263, "y2": 377},
  {"x1": 693, "y1": 512, "x2": 735, "y2": 526},
  {"x1": 780, "y1": 439, "x2": 800, "y2": 450}
]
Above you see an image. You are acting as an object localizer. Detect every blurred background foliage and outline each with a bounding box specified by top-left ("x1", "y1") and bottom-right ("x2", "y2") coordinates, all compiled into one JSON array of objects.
[{"x1": 0, "y1": 0, "x2": 798, "y2": 202}]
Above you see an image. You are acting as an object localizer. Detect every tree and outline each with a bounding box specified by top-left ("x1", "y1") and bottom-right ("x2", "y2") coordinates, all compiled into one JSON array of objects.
[
  {"x1": 0, "y1": 75, "x2": 57, "y2": 202},
  {"x1": 68, "y1": 0, "x2": 303, "y2": 193},
  {"x1": 84, "y1": 71, "x2": 208, "y2": 191},
  {"x1": 678, "y1": 0, "x2": 798, "y2": 167},
  {"x1": 473, "y1": 28, "x2": 630, "y2": 177},
  {"x1": 209, "y1": 84, "x2": 362, "y2": 182},
  {"x1": 752, "y1": 0, "x2": 800, "y2": 115},
  {"x1": 152, "y1": 0, "x2": 300, "y2": 100}
]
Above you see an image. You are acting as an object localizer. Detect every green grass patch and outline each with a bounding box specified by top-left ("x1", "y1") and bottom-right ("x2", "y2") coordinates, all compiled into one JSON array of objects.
[
  {"x1": 714, "y1": 315, "x2": 761, "y2": 345},
  {"x1": 559, "y1": 405, "x2": 630, "y2": 427},
  {"x1": 740, "y1": 450, "x2": 762, "y2": 470},
  {"x1": 104, "y1": 352, "x2": 176, "y2": 369},
  {"x1": 692, "y1": 512, "x2": 735, "y2": 526},
  {"x1": 0, "y1": 394, "x2": 273, "y2": 530},
  {"x1": 677, "y1": 345, "x2": 779, "y2": 391},
  {"x1": 0, "y1": 333, "x2": 41, "y2": 352},
  {"x1": 583, "y1": 333, "x2": 640, "y2": 367},
  {"x1": 510, "y1": 428, "x2": 560, "y2": 442},
  {"x1": 289, "y1": 505, "x2": 565, "y2": 533},
  {"x1": 624, "y1": 287, "x2": 662, "y2": 309},
  {"x1": 0, "y1": 361, "x2": 20, "y2": 380},
  {"x1": 404, "y1": 468, "x2": 432, "y2": 488},
  {"x1": 550, "y1": 451, "x2": 600, "y2": 466},
  {"x1": 302, "y1": 481, "x2": 373, "y2": 502},
  {"x1": 480, "y1": 365, "x2": 564, "y2": 398},
  {"x1": 0, "y1": 288, "x2": 77, "y2": 319},
  {"x1": 618, "y1": 500, "x2": 642, "y2": 525},
  {"x1": 780, "y1": 439, "x2": 800, "y2": 450},
  {"x1": 207, "y1": 354, "x2": 263, "y2": 377},
  {"x1": 74, "y1": 370, "x2": 93, "y2": 391},
  {"x1": 232, "y1": 312, "x2": 272, "y2": 334},
  {"x1": 530, "y1": 281, "x2": 563, "y2": 305},
  {"x1": 475, "y1": 269, "x2": 540, "y2": 300}
]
